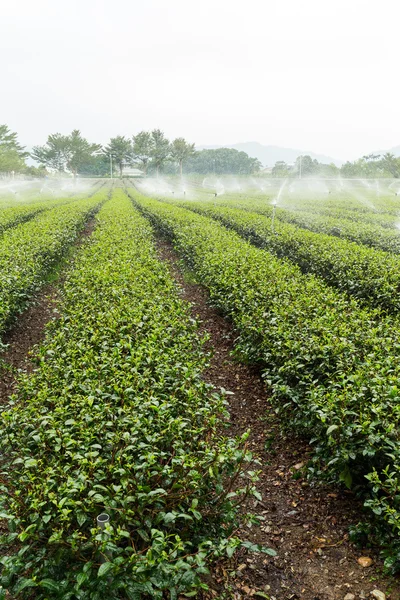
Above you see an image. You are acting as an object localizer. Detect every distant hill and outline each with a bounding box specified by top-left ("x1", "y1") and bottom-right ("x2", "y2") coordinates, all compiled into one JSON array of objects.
[
  {"x1": 363, "y1": 145, "x2": 400, "y2": 159},
  {"x1": 382, "y1": 145, "x2": 400, "y2": 157},
  {"x1": 197, "y1": 142, "x2": 343, "y2": 168}
]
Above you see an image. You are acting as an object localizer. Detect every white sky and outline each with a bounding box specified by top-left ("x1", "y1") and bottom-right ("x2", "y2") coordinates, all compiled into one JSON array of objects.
[{"x1": 1, "y1": 0, "x2": 399, "y2": 160}]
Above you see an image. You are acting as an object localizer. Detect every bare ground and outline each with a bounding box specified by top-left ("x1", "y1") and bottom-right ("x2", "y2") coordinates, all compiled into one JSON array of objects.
[{"x1": 155, "y1": 239, "x2": 400, "y2": 600}]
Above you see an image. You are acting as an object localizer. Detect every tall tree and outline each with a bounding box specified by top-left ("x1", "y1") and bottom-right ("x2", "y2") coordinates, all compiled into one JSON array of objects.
[
  {"x1": 104, "y1": 136, "x2": 133, "y2": 177},
  {"x1": 66, "y1": 130, "x2": 102, "y2": 179},
  {"x1": 150, "y1": 129, "x2": 170, "y2": 177},
  {"x1": 0, "y1": 125, "x2": 28, "y2": 173},
  {"x1": 170, "y1": 137, "x2": 195, "y2": 176},
  {"x1": 185, "y1": 148, "x2": 261, "y2": 175},
  {"x1": 380, "y1": 153, "x2": 400, "y2": 178},
  {"x1": 31, "y1": 133, "x2": 71, "y2": 172},
  {"x1": 295, "y1": 155, "x2": 319, "y2": 177},
  {"x1": 32, "y1": 130, "x2": 101, "y2": 178},
  {"x1": 0, "y1": 125, "x2": 28, "y2": 159},
  {"x1": 132, "y1": 131, "x2": 153, "y2": 175},
  {"x1": 271, "y1": 161, "x2": 292, "y2": 177},
  {"x1": 0, "y1": 148, "x2": 26, "y2": 173}
]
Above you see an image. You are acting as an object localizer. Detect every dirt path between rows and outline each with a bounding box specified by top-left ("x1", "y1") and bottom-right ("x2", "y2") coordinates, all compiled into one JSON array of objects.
[{"x1": 155, "y1": 239, "x2": 400, "y2": 600}]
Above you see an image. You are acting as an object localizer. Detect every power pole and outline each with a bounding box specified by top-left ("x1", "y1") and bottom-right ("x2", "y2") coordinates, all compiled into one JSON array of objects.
[{"x1": 299, "y1": 155, "x2": 302, "y2": 180}]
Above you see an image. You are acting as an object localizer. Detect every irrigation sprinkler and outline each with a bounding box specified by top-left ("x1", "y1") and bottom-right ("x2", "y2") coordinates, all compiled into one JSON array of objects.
[
  {"x1": 109, "y1": 154, "x2": 113, "y2": 180},
  {"x1": 97, "y1": 513, "x2": 111, "y2": 563},
  {"x1": 271, "y1": 200, "x2": 277, "y2": 233},
  {"x1": 97, "y1": 513, "x2": 110, "y2": 530}
]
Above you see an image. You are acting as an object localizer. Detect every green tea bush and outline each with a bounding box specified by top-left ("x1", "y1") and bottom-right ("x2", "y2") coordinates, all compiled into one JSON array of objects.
[
  {"x1": 0, "y1": 192, "x2": 106, "y2": 346},
  {"x1": 131, "y1": 191, "x2": 400, "y2": 568},
  {"x1": 0, "y1": 190, "x2": 253, "y2": 599},
  {"x1": 237, "y1": 200, "x2": 400, "y2": 254},
  {"x1": 178, "y1": 202, "x2": 400, "y2": 314}
]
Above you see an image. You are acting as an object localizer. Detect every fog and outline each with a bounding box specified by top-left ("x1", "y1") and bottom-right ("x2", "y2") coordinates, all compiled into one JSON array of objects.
[{"x1": 2, "y1": 0, "x2": 400, "y2": 160}]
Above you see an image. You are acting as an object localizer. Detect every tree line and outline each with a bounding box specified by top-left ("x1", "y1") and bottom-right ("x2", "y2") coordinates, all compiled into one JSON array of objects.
[
  {"x1": 271, "y1": 153, "x2": 400, "y2": 178},
  {"x1": 3, "y1": 123, "x2": 400, "y2": 179},
  {"x1": 0, "y1": 125, "x2": 261, "y2": 178}
]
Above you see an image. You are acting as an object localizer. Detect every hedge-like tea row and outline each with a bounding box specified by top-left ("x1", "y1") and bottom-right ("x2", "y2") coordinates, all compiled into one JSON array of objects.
[
  {"x1": 289, "y1": 204, "x2": 400, "y2": 230},
  {"x1": 131, "y1": 191, "x2": 400, "y2": 565},
  {"x1": 209, "y1": 196, "x2": 400, "y2": 255},
  {"x1": 0, "y1": 196, "x2": 76, "y2": 236},
  {"x1": 0, "y1": 192, "x2": 107, "y2": 347},
  {"x1": 0, "y1": 203, "x2": 46, "y2": 234},
  {"x1": 0, "y1": 191, "x2": 252, "y2": 599},
  {"x1": 177, "y1": 201, "x2": 400, "y2": 314}
]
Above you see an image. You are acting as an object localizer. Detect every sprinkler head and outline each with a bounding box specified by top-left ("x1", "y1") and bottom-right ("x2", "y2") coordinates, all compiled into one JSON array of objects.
[{"x1": 97, "y1": 513, "x2": 110, "y2": 530}]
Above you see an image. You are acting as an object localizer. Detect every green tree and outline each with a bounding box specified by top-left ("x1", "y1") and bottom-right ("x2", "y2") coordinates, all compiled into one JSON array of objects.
[
  {"x1": 132, "y1": 131, "x2": 153, "y2": 175},
  {"x1": 185, "y1": 148, "x2": 261, "y2": 174},
  {"x1": 0, "y1": 148, "x2": 26, "y2": 173},
  {"x1": 104, "y1": 136, "x2": 133, "y2": 177},
  {"x1": 0, "y1": 125, "x2": 28, "y2": 173},
  {"x1": 0, "y1": 125, "x2": 28, "y2": 159},
  {"x1": 295, "y1": 155, "x2": 319, "y2": 177},
  {"x1": 66, "y1": 130, "x2": 102, "y2": 178},
  {"x1": 78, "y1": 154, "x2": 110, "y2": 177},
  {"x1": 380, "y1": 153, "x2": 400, "y2": 178},
  {"x1": 340, "y1": 156, "x2": 390, "y2": 178},
  {"x1": 31, "y1": 133, "x2": 70, "y2": 172},
  {"x1": 150, "y1": 129, "x2": 170, "y2": 177},
  {"x1": 170, "y1": 137, "x2": 195, "y2": 176},
  {"x1": 271, "y1": 161, "x2": 292, "y2": 177},
  {"x1": 32, "y1": 130, "x2": 101, "y2": 178}
]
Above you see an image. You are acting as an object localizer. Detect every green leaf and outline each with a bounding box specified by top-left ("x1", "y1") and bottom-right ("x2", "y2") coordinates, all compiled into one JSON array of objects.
[
  {"x1": 15, "y1": 579, "x2": 37, "y2": 593},
  {"x1": 163, "y1": 512, "x2": 176, "y2": 524},
  {"x1": 339, "y1": 466, "x2": 352, "y2": 489},
  {"x1": 326, "y1": 424, "x2": 338, "y2": 435},
  {"x1": 39, "y1": 579, "x2": 60, "y2": 591},
  {"x1": 77, "y1": 512, "x2": 87, "y2": 527},
  {"x1": 241, "y1": 541, "x2": 277, "y2": 556},
  {"x1": 98, "y1": 561, "x2": 113, "y2": 577}
]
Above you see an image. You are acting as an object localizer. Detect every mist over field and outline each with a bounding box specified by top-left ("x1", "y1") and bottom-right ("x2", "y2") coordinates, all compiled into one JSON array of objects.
[{"x1": 2, "y1": 2, "x2": 400, "y2": 599}]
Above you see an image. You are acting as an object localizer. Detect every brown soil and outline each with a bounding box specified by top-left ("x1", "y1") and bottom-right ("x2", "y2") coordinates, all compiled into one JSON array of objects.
[
  {"x1": 0, "y1": 285, "x2": 59, "y2": 403},
  {"x1": 155, "y1": 239, "x2": 400, "y2": 600}
]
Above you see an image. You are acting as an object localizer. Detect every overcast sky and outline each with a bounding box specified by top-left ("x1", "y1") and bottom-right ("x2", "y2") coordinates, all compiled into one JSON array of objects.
[{"x1": 2, "y1": 0, "x2": 399, "y2": 161}]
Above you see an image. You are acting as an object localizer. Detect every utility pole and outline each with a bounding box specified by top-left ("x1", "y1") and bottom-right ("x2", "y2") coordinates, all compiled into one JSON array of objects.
[
  {"x1": 109, "y1": 154, "x2": 113, "y2": 179},
  {"x1": 299, "y1": 155, "x2": 302, "y2": 180}
]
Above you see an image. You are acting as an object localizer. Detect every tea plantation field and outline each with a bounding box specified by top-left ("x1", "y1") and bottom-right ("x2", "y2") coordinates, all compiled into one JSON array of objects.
[{"x1": 2, "y1": 181, "x2": 400, "y2": 597}]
